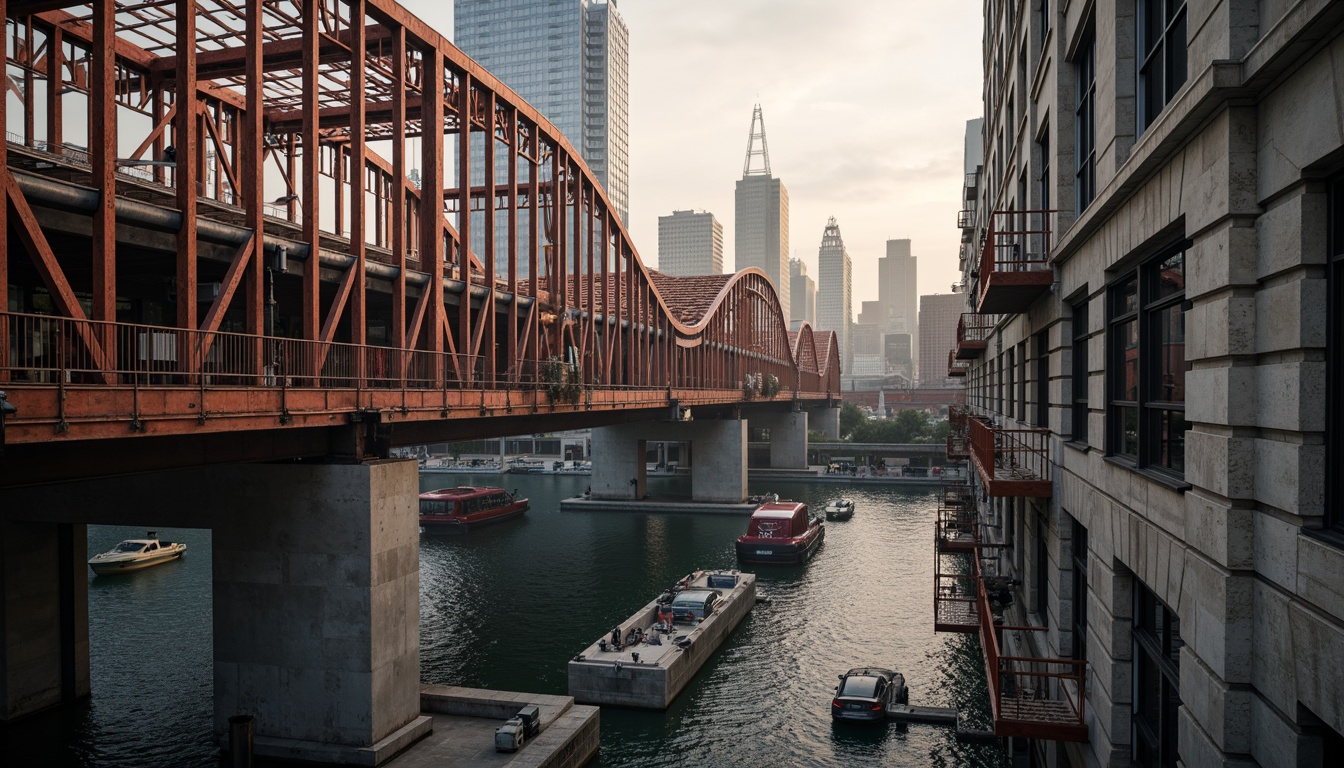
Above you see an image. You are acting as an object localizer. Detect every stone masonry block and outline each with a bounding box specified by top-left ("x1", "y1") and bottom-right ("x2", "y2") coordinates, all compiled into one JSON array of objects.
[
  {"x1": 1253, "y1": 437, "x2": 1324, "y2": 517},
  {"x1": 1187, "y1": 221, "x2": 1258, "y2": 298},
  {"x1": 1186, "y1": 489, "x2": 1254, "y2": 570},
  {"x1": 1288, "y1": 601, "x2": 1344, "y2": 737},
  {"x1": 1256, "y1": 189, "x2": 1328, "y2": 280},
  {"x1": 1254, "y1": 361, "x2": 1326, "y2": 434},
  {"x1": 1256, "y1": 279, "x2": 1327, "y2": 354},
  {"x1": 1252, "y1": 582, "x2": 1298, "y2": 717},
  {"x1": 1185, "y1": 430, "x2": 1256, "y2": 499},
  {"x1": 1297, "y1": 535, "x2": 1344, "y2": 623},
  {"x1": 1180, "y1": 646, "x2": 1253, "y2": 754},
  {"x1": 1257, "y1": 45, "x2": 1344, "y2": 197}
]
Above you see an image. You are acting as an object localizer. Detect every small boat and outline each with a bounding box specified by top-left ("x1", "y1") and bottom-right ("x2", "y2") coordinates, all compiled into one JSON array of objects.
[
  {"x1": 419, "y1": 486, "x2": 529, "y2": 534},
  {"x1": 88, "y1": 532, "x2": 186, "y2": 576},
  {"x1": 747, "y1": 492, "x2": 779, "y2": 505},
  {"x1": 824, "y1": 499, "x2": 855, "y2": 521},
  {"x1": 735, "y1": 501, "x2": 824, "y2": 565}
]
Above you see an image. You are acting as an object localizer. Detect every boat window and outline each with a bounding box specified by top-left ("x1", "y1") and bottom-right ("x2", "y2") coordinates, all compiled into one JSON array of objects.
[
  {"x1": 420, "y1": 500, "x2": 451, "y2": 515},
  {"x1": 113, "y1": 541, "x2": 144, "y2": 553},
  {"x1": 147, "y1": 542, "x2": 158, "y2": 550},
  {"x1": 840, "y1": 676, "x2": 880, "y2": 698}
]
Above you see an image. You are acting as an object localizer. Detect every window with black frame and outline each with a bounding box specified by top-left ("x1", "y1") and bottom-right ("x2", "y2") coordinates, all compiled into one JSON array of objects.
[
  {"x1": 1138, "y1": 0, "x2": 1188, "y2": 133},
  {"x1": 1072, "y1": 300, "x2": 1089, "y2": 441},
  {"x1": 1329, "y1": 178, "x2": 1344, "y2": 532},
  {"x1": 1074, "y1": 28, "x2": 1096, "y2": 211},
  {"x1": 1133, "y1": 581, "x2": 1183, "y2": 766},
  {"x1": 1108, "y1": 247, "x2": 1188, "y2": 476},
  {"x1": 1070, "y1": 516, "x2": 1088, "y2": 661},
  {"x1": 1035, "y1": 331, "x2": 1049, "y2": 428}
]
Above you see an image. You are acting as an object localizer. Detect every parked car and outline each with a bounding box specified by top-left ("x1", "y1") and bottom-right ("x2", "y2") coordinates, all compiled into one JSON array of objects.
[
  {"x1": 670, "y1": 589, "x2": 721, "y2": 623},
  {"x1": 831, "y1": 667, "x2": 908, "y2": 722}
]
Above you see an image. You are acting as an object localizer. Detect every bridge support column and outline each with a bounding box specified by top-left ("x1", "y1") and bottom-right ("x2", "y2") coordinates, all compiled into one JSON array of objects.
[
  {"x1": 212, "y1": 459, "x2": 430, "y2": 765},
  {"x1": 810, "y1": 406, "x2": 841, "y2": 440},
  {"x1": 591, "y1": 420, "x2": 747, "y2": 503},
  {"x1": 748, "y1": 411, "x2": 809, "y2": 469},
  {"x1": 0, "y1": 521, "x2": 90, "y2": 721}
]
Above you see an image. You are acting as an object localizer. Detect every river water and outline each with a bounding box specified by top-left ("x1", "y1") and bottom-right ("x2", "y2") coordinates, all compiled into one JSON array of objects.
[{"x1": 2, "y1": 472, "x2": 1005, "y2": 768}]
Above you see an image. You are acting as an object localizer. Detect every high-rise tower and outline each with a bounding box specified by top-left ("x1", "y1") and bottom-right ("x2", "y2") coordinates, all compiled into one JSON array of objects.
[
  {"x1": 734, "y1": 106, "x2": 790, "y2": 318},
  {"x1": 455, "y1": 0, "x2": 629, "y2": 224},
  {"x1": 816, "y1": 217, "x2": 853, "y2": 372},
  {"x1": 789, "y1": 258, "x2": 815, "y2": 330},
  {"x1": 658, "y1": 210, "x2": 724, "y2": 275}
]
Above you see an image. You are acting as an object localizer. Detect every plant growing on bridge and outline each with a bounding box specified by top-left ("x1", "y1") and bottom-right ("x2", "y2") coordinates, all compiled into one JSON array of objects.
[
  {"x1": 761, "y1": 373, "x2": 781, "y2": 398},
  {"x1": 741, "y1": 373, "x2": 761, "y2": 400},
  {"x1": 541, "y1": 356, "x2": 582, "y2": 405}
]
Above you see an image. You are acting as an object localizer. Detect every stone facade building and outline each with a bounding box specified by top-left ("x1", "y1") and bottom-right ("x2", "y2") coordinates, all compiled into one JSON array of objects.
[
  {"x1": 949, "y1": 2, "x2": 1344, "y2": 767},
  {"x1": 657, "y1": 210, "x2": 723, "y2": 276}
]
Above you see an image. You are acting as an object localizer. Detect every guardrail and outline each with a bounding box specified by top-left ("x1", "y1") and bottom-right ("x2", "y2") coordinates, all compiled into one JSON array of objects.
[{"x1": 968, "y1": 416, "x2": 1051, "y2": 495}]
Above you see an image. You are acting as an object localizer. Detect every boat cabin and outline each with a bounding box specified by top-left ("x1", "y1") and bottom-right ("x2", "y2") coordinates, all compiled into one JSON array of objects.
[
  {"x1": 746, "y1": 502, "x2": 814, "y2": 539},
  {"x1": 420, "y1": 487, "x2": 512, "y2": 516}
]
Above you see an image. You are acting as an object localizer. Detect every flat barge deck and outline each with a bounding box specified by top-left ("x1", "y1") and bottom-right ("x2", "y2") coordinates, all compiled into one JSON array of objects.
[{"x1": 567, "y1": 569, "x2": 756, "y2": 709}]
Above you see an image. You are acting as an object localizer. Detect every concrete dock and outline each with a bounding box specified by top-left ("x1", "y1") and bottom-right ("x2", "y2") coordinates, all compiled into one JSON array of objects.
[
  {"x1": 568, "y1": 570, "x2": 756, "y2": 708},
  {"x1": 384, "y1": 686, "x2": 599, "y2": 768}
]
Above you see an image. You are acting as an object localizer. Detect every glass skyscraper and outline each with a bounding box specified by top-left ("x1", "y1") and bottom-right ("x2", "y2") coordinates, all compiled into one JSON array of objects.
[{"x1": 454, "y1": 0, "x2": 630, "y2": 225}]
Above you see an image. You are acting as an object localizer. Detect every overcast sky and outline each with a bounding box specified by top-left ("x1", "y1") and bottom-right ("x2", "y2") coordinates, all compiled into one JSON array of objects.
[{"x1": 402, "y1": 0, "x2": 984, "y2": 311}]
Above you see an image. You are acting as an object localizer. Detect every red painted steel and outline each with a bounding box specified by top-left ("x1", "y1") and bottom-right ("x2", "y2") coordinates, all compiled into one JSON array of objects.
[
  {"x1": 0, "y1": 3, "x2": 840, "y2": 447},
  {"x1": 976, "y1": 209, "x2": 1057, "y2": 314},
  {"x1": 968, "y1": 416, "x2": 1052, "y2": 496}
]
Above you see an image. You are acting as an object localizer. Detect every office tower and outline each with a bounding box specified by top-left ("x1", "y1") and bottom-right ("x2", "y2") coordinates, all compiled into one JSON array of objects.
[
  {"x1": 789, "y1": 258, "x2": 815, "y2": 330},
  {"x1": 657, "y1": 210, "x2": 723, "y2": 276},
  {"x1": 454, "y1": 0, "x2": 629, "y2": 225},
  {"x1": 816, "y1": 217, "x2": 852, "y2": 372},
  {"x1": 735, "y1": 105, "x2": 790, "y2": 318},
  {"x1": 917, "y1": 290, "x2": 963, "y2": 387},
  {"x1": 879, "y1": 239, "x2": 919, "y2": 377}
]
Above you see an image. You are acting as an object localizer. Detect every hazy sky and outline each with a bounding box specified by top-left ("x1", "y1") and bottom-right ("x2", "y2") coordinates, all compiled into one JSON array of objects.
[{"x1": 402, "y1": 0, "x2": 984, "y2": 311}]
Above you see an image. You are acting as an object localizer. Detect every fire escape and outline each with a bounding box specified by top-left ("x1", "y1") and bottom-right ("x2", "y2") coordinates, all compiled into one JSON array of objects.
[{"x1": 975, "y1": 210, "x2": 1056, "y2": 314}]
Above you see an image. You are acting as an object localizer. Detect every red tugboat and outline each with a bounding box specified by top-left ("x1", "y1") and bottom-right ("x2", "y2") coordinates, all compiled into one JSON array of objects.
[
  {"x1": 735, "y1": 501, "x2": 825, "y2": 565},
  {"x1": 419, "y1": 487, "x2": 529, "y2": 534}
]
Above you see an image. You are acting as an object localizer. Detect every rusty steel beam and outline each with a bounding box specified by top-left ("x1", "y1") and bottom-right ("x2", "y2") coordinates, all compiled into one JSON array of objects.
[
  {"x1": 422, "y1": 52, "x2": 448, "y2": 375},
  {"x1": 300, "y1": 0, "x2": 321, "y2": 346},
  {"x1": 175, "y1": 1, "x2": 198, "y2": 334},
  {"x1": 350, "y1": 0, "x2": 368, "y2": 348},
  {"x1": 243, "y1": 0, "x2": 265, "y2": 379},
  {"x1": 392, "y1": 25, "x2": 407, "y2": 349}
]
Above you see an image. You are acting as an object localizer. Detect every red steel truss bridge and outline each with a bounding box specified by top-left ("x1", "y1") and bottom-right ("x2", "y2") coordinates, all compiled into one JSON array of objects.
[{"x1": 0, "y1": 0, "x2": 839, "y2": 485}]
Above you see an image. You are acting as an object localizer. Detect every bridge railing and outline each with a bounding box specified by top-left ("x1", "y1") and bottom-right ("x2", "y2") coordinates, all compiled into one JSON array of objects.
[{"x1": 0, "y1": 311, "x2": 828, "y2": 400}]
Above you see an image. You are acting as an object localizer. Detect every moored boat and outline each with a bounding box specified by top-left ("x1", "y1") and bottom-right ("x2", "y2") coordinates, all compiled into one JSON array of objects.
[
  {"x1": 419, "y1": 486, "x2": 528, "y2": 533},
  {"x1": 824, "y1": 498, "x2": 855, "y2": 521},
  {"x1": 735, "y1": 501, "x2": 824, "y2": 565},
  {"x1": 88, "y1": 532, "x2": 187, "y2": 576},
  {"x1": 568, "y1": 569, "x2": 756, "y2": 709}
]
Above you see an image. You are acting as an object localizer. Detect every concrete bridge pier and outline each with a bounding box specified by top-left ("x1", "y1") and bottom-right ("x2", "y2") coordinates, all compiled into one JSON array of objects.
[
  {"x1": 0, "y1": 520, "x2": 90, "y2": 721},
  {"x1": 748, "y1": 411, "x2": 809, "y2": 469},
  {"x1": 809, "y1": 405, "x2": 841, "y2": 440},
  {"x1": 591, "y1": 420, "x2": 747, "y2": 503},
  {"x1": 212, "y1": 459, "x2": 431, "y2": 765}
]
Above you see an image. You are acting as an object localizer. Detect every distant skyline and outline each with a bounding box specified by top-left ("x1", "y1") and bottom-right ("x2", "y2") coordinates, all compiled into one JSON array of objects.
[{"x1": 401, "y1": 0, "x2": 982, "y2": 312}]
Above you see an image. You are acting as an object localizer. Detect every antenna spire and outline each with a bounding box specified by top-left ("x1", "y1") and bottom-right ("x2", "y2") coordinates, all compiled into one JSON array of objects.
[{"x1": 742, "y1": 104, "x2": 772, "y2": 177}]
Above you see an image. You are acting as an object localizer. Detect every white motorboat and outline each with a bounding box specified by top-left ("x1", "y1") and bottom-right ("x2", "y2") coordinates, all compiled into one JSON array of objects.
[
  {"x1": 88, "y1": 532, "x2": 187, "y2": 576},
  {"x1": 824, "y1": 499, "x2": 855, "y2": 521}
]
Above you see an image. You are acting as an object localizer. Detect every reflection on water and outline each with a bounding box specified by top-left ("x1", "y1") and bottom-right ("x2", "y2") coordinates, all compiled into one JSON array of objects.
[{"x1": 0, "y1": 475, "x2": 1006, "y2": 768}]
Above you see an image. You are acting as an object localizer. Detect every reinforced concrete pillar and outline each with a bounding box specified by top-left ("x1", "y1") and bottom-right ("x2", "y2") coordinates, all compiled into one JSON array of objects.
[
  {"x1": 687, "y1": 419, "x2": 747, "y2": 502},
  {"x1": 212, "y1": 459, "x2": 430, "y2": 765},
  {"x1": 0, "y1": 520, "x2": 90, "y2": 721},
  {"x1": 590, "y1": 427, "x2": 647, "y2": 500},
  {"x1": 749, "y1": 411, "x2": 809, "y2": 469},
  {"x1": 591, "y1": 420, "x2": 747, "y2": 503},
  {"x1": 811, "y1": 406, "x2": 841, "y2": 440}
]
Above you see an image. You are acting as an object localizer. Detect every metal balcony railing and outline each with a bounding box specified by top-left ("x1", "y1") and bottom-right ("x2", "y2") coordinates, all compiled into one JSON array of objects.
[
  {"x1": 978, "y1": 570, "x2": 1088, "y2": 741},
  {"x1": 957, "y1": 208, "x2": 976, "y2": 229},
  {"x1": 976, "y1": 209, "x2": 1057, "y2": 314},
  {"x1": 948, "y1": 350, "x2": 970, "y2": 377},
  {"x1": 968, "y1": 417, "x2": 1052, "y2": 496},
  {"x1": 954, "y1": 314, "x2": 992, "y2": 359}
]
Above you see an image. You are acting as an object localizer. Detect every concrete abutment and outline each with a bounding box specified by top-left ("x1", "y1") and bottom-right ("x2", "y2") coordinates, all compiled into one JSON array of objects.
[{"x1": 591, "y1": 419, "x2": 748, "y2": 502}]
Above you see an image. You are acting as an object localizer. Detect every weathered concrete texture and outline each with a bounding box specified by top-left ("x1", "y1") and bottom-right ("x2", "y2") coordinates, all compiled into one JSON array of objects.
[
  {"x1": 749, "y1": 410, "x2": 809, "y2": 469},
  {"x1": 0, "y1": 521, "x2": 89, "y2": 721},
  {"x1": 401, "y1": 687, "x2": 599, "y2": 768},
  {"x1": 809, "y1": 406, "x2": 840, "y2": 439},
  {"x1": 213, "y1": 459, "x2": 425, "y2": 764},
  {"x1": 590, "y1": 420, "x2": 748, "y2": 502}
]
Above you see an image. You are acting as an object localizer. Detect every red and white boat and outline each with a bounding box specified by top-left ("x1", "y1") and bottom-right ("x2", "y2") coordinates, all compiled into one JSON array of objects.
[
  {"x1": 735, "y1": 501, "x2": 824, "y2": 565},
  {"x1": 419, "y1": 487, "x2": 529, "y2": 534}
]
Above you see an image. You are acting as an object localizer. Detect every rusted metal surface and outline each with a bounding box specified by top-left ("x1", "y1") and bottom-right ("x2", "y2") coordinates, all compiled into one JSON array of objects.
[
  {"x1": 977, "y1": 209, "x2": 1056, "y2": 314},
  {"x1": 0, "y1": 2, "x2": 841, "y2": 456},
  {"x1": 968, "y1": 416, "x2": 1052, "y2": 497}
]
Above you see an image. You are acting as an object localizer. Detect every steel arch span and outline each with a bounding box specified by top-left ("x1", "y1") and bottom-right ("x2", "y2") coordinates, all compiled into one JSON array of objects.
[{"x1": 0, "y1": 0, "x2": 839, "y2": 455}]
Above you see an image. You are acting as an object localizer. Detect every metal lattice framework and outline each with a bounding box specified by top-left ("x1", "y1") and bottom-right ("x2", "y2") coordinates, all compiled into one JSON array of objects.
[{"x1": 0, "y1": 0, "x2": 839, "y2": 448}]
